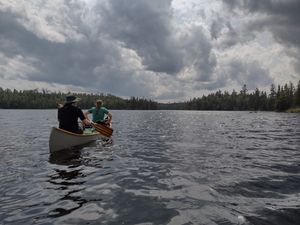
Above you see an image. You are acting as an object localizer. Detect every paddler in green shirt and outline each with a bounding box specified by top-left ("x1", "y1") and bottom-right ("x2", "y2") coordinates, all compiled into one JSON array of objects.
[{"x1": 84, "y1": 99, "x2": 112, "y2": 126}]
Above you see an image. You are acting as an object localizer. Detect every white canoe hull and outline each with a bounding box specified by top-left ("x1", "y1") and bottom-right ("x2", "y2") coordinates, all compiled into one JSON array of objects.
[{"x1": 49, "y1": 127, "x2": 101, "y2": 153}]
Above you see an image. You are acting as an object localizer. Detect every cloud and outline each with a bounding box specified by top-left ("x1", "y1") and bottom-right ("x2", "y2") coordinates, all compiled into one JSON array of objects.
[
  {"x1": 226, "y1": 59, "x2": 273, "y2": 89},
  {"x1": 0, "y1": 53, "x2": 38, "y2": 80},
  {"x1": 179, "y1": 26, "x2": 217, "y2": 81},
  {"x1": 0, "y1": 3, "x2": 143, "y2": 95},
  {"x1": 222, "y1": 0, "x2": 300, "y2": 73},
  {"x1": 0, "y1": 0, "x2": 85, "y2": 43},
  {"x1": 210, "y1": 14, "x2": 224, "y2": 40},
  {"x1": 0, "y1": 0, "x2": 299, "y2": 102},
  {"x1": 98, "y1": 0, "x2": 184, "y2": 74}
]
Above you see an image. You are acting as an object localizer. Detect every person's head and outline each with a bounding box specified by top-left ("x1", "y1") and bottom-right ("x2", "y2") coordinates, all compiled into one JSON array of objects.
[
  {"x1": 64, "y1": 95, "x2": 80, "y2": 106},
  {"x1": 96, "y1": 99, "x2": 103, "y2": 108}
]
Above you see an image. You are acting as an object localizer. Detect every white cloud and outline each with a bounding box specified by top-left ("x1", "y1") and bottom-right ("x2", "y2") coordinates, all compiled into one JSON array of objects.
[
  {"x1": 0, "y1": 0, "x2": 299, "y2": 102},
  {"x1": 0, "y1": 0, "x2": 85, "y2": 43},
  {"x1": 0, "y1": 53, "x2": 39, "y2": 79}
]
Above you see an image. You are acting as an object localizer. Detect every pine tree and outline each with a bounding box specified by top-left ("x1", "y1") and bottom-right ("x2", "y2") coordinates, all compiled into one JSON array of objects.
[
  {"x1": 296, "y1": 80, "x2": 300, "y2": 107},
  {"x1": 268, "y1": 84, "x2": 276, "y2": 110}
]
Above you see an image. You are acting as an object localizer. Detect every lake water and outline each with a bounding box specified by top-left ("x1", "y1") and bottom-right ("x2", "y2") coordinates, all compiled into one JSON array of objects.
[{"x1": 0, "y1": 110, "x2": 299, "y2": 225}]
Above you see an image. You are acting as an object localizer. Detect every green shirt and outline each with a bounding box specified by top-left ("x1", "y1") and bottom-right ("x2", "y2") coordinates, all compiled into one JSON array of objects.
[{"x1": 88, "y1": 106, "x2": 109, "y2": 122}]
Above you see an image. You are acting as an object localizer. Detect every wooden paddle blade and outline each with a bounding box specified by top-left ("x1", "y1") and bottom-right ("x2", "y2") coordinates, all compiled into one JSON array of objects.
[{"x1": 92, "y1": 123, "x2": 113, "y2": 137}]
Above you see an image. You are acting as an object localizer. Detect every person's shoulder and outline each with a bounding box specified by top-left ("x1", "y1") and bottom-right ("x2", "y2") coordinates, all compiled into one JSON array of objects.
[
  {"x1": 58, "y1": 105, "x2": 66, "y2": 111},
  {"x1": 71, "y1": 105, "x2": 82, "y2": 111},
  {"x1": 75, "y1": 106, "x2": 84, "y2": 114}
]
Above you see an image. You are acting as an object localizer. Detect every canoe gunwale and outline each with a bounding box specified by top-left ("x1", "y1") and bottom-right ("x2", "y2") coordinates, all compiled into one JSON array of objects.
[{"x1": 56, "y1": 127, "x2": 101, "y2": 137}]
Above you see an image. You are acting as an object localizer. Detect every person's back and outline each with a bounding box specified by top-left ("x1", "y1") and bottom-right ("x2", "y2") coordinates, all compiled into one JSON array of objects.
[
  {"x1": 89, "y1": 106, "x2": 109, "y2": 123},
  {"x1": 58, "y1": 105, "x2": 83, "y2": 133},
  {"x1": 58, "y1": 95, "x2": 90, "y2": 134}
]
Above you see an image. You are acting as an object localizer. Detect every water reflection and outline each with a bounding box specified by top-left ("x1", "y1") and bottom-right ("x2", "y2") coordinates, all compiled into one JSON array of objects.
[
  {"x1": 48, "y1": 148, "x2": 89, "y2": 218},
  {"x1": 47, "y1": 189, "x2": 88, "y2": 218},
  {"x1": 49, "y1": 148, "x2": 84, "y2": 166}
]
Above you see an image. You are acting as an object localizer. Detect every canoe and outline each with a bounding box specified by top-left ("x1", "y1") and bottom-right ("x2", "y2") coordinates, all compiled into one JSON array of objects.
[{"x1": 49, "y1": 127, "x2": 101, "y2": 153}]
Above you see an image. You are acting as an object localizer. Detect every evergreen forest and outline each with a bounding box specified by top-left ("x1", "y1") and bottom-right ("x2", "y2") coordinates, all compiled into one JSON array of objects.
[
  {"x1": 0, "y1": 80, "x2": 299, "y2": 112},
  {"x1": 185, "y1": 81, "x2": 300, "y2": 112},
  {"x1": 0, "y1": 88, "x2": 158, "y2": 110}
]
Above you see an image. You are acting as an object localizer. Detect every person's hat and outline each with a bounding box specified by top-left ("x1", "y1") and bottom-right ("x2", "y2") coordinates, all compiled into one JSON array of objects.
[{"x1": 65, "y1": 95, "x2": 80, "y2": 104}]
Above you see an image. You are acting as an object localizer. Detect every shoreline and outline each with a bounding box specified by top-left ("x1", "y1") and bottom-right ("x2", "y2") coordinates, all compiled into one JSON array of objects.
[{"x1": 286, "y1": 108, "x2": 300, "y2": 113}]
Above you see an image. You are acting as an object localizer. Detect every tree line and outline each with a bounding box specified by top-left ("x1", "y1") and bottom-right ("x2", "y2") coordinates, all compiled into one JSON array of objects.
[
  {"x1": 0, "y1": 88, "x2": 157, "y2": 110},
  {"x1": 183, "y1": 81, "x2": 300, "y2": 111},
  {"x1": 0, "y1": 80, "x2": 299, "y2": 111}
]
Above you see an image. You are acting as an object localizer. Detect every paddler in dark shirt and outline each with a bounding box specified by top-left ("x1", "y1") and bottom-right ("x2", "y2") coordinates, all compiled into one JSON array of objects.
[{"x1": 58, "y1": 95, "x2": 91, "y2": 134}]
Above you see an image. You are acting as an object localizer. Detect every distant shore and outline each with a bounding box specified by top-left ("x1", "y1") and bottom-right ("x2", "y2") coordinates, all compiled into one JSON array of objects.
[
  {"x1": 1, "y1": 80, "x2": 299, "y2": 111},
  {"x1": 286, "y1": 108, "x2": 300, "y2": 113}
]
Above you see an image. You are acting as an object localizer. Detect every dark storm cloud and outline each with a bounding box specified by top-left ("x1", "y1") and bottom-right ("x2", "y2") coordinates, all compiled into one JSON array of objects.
[
  {"x1": 191, "y1": 59, "x2": 273, "y2": 92},
  {"x1": 222, "y1": 0, "x2": 300, "y2": 72},
  {"x1": 215, "y1": 21, "x2": 256, "y2": 49},
  {"x1": 0, "y1": 8, "x2": 130, "y2": 94},
  {"x1": 0, "y1": 1, "x2": 186, "y2": 90},
  {"x1": 227, "y1": 59, "x2": 273, "y2": 89},
  {"x1": 210, "y1": 15, "x2": 224, "y2": 40},
  {"x1": 0, "y1": 0, "x2": 220, "y2": 99},
  {"x1": 0, "y1": 11, "x2": 25, "y2": 58},
  {"x1": 223, "y1": 0, "x2": 300, "y2": 44},
  {"x1": 181, "y1": 26, "x2": 217, "y2": 81},
  {"x1": 98, "y1": 0, "x2": 184, "y2": 74},
  {"x1": 91, "y1": 67, "x2": 154, "y2": 97}
]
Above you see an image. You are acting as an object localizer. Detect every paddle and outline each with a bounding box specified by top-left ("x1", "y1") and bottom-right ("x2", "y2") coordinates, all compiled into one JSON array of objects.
[{"x1": 91, "y1": 122, "x2": 113, "y2": 137}]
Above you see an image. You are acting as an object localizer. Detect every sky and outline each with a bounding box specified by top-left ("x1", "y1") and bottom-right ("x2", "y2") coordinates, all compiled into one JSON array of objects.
[{"x1": 0, "y1": 0, "x2": 299, "y2": 102}]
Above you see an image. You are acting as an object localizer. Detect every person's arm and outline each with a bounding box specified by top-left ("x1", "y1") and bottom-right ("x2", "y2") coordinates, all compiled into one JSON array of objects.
[
  {"x1": 82, "y1": 118, "x2": 91, "y2": 126},
  {"x1": 84, "y1": 108, "x2": 93, "y2": 120},
  {"x1": 84, "y1": 111, "x2": 90, "y2": 120},
  {"x1": 106, "y1": 112, "x2": 112, "y2": 124},
  {"x1": 58, "y1": 108, "x2": 62, "y2": 122},
  {"x1": 78, "y1": 109, "x2": 91, "y2": 125}
]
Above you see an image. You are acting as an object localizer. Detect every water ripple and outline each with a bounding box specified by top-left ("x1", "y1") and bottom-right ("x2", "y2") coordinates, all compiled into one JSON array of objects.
[{"x1": 0, "y1": 110, "x2": 299, "y2": 224}]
